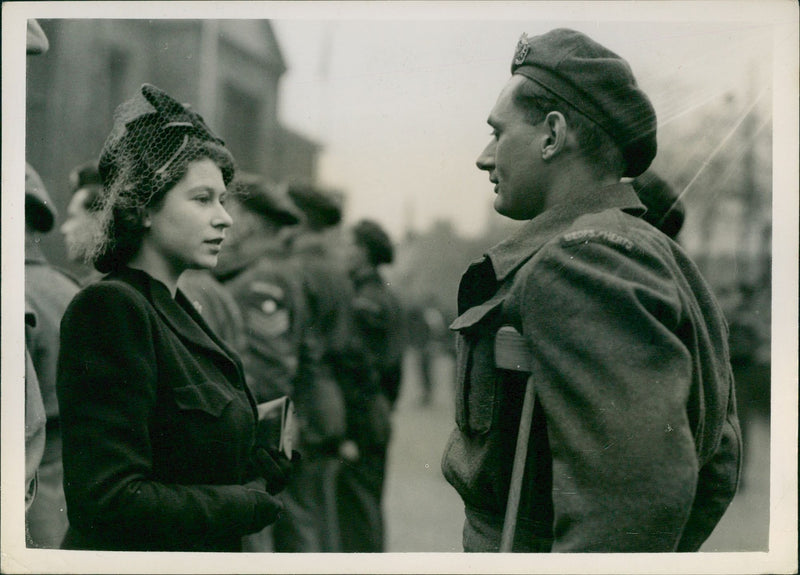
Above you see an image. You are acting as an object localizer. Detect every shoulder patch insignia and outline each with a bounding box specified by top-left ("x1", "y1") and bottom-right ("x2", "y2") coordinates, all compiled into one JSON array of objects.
[{"x1": 561, "y1": 229, "x2": 635, "y2": 252}]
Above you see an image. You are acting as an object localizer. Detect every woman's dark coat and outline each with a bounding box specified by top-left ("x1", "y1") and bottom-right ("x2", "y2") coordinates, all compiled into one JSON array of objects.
[{"x1": 57, "y1": 267, "x2": 276, "y2": 551}]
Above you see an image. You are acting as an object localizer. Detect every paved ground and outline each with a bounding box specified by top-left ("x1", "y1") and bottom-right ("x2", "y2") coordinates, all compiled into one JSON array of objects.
[{"x1": 383, "y1": 351, "x2": 771, "y2": 553}]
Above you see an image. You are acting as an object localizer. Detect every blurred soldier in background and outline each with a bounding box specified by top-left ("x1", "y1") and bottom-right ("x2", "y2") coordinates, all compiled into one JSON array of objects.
[
  {"x1": 179, "y1": 269, "x2": 247, "y2": 357},
  {"x1": 25, "y1": 311, "x2": 47, "y2": 542},
  {"x1": 215, "y1": 173, "x2": 302, "y2": 403},
  {"x1": 268, "y1": 183, "x2": 356, "y2": 552},
  {"x1": 337, "y1": 219, "x2": 405, "y2": 552},
  {"x1": 405, "y1": 298, "x2": 450, "y2": 407},
  {"x1": 214, "y1": 173, "x2": 302, "y2": 551},
  {"x1": 25, "y1": 163, "x2": 80, "y2": 548},
  {"x1": 726, "y1": 279, "x2": 770, "y2": 489},
  {"x1": 442, "y1": 29, "x2": 740, "y2": 552},
  {"x1": 24, "y1": 20, "x2": 50, "y2": 545},
  {"x1": 61, "y1": 161, "x2": 105, "y2": 285},
  {"x1": 632, "y1": 169, "x2": 686, "y2": 241}
]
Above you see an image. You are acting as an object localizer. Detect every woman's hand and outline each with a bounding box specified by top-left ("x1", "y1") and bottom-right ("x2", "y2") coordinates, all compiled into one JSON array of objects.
[{"x1": 251, "y1": 447, "x2": 299, "y2": 495}]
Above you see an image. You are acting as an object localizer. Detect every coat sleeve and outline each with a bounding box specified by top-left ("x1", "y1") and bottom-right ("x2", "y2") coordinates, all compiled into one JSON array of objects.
[
  {"x1": 57, "y1": 284, "x2": 275, "y2": 548},
  {"x1": 519, "y1": 237, "x2": 700, "y2": 552}
]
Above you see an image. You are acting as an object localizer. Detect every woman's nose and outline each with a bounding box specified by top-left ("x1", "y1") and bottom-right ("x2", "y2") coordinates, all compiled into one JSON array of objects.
[{"x1": 214, "y1": 203, "x2": 233, "y2": 228}]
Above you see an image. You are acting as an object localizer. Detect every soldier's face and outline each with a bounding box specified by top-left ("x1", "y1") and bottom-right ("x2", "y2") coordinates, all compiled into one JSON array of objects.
[
  {"x1": 61, "y1": 188, "x2": 97, "y2": 262},
  {"x1": 476, "y1": 76, "x2": 548, "y2": 220}
]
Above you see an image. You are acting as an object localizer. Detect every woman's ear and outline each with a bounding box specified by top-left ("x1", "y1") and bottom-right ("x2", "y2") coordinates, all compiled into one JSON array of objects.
[
  {"x1": 541, "y1": 111, "x2": 568, "y2": 161},
  {"x1": 140, "y1": 207, "x2": 152, "y2": 229}
]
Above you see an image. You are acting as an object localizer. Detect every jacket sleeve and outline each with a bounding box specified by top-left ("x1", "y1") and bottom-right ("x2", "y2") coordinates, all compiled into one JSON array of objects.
[
  {"x1": 57, "y1": 284, "x2": 275, "y2": 548},
  {"x1": 676, "y1": 382, "x2": 741, "y2": 551},
  {"x1": 519, "y1": 237, "x2": 700, "y2": 552}
]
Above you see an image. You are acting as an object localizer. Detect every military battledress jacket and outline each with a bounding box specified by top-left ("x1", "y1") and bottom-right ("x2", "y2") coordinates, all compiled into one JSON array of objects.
[
  {"x1": 441, "y1": 183, "x2": 741, "y2": 552},
  {"x1": 57, "y1": 267, "x2": 277, "y2": 551}
]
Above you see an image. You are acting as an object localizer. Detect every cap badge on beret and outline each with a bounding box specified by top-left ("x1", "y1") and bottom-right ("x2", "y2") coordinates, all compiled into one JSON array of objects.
[{"x1": 513, "y1": 33, "x2": 530, "y2": 66}]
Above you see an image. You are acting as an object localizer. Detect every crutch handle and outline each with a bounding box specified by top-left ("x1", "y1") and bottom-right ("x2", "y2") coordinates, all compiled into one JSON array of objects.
[{"x1": 494, "y1": 326, "x2": 532, "y2": 373}]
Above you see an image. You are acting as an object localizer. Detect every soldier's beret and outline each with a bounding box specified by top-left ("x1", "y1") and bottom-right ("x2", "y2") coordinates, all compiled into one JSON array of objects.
[
  {"x1": 230, "y1": 173, "x2": 300, "y2": 226},
  {"x1": 632, "y1": 170, "x2": 685, "y2": 239},
  {"x1": 25, "y1": 163, "x2": 56, "y2": 233},
  {"x1": 353, "y1": 219, "x2": 394, "y2": 266},
  {"x1": 287, "y1": 183, "x2": 343, "y2": 230},
  {"x1": 511, "y1": 28, "x2": 657, "y2": 177}
]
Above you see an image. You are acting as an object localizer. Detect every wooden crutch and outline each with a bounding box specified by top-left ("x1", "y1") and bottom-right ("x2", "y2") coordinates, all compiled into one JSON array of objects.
[{"x1": 494, "y1": 326, "x2": 535, "y2": 552}]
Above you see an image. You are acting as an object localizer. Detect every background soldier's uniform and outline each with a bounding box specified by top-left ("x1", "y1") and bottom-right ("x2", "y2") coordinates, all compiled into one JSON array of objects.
[
  {"x1": 337, "y1": 264, "x2": 404, "y2": 552},
  {"x1": 271, "y1": 232, "x2": 354, "y2": 552},
  {"x1": 179, "y1": 269, "x2": 247, "y2": 356},
  {"x1": 25, "y1": 163, "x2": 80, "y2": 549}
]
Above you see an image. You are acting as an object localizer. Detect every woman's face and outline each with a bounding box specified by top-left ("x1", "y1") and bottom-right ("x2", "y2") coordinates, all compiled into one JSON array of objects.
[{"x1": 142, "y1": 158, "x2": 232, "y2": 273}]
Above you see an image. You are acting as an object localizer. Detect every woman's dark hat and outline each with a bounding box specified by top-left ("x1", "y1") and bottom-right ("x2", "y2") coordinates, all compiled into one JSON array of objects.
[
  {"x1": 98, "y1": 83, "x2": 232, "y2": 193},
  {"x1": 511, "y1": 29, "x2": 657, "y2": 178}
]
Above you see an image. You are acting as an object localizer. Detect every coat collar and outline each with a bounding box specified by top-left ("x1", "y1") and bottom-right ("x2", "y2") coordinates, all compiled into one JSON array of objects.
[
  {"x1": 106, "y1": 266, "x2": 240, "y2": 367},
  {"x1": 485, "y1": 182, "x2": 646, "y2": 282}
]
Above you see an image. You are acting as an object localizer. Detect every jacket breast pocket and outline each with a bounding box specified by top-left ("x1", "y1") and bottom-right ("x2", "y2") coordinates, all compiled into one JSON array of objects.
[
  {"x1": 451, "y1": 297, "x2": 506, "y2": 436},
  {"x1": 172, "y1": 382, "x2": 234, "y2": 418}
]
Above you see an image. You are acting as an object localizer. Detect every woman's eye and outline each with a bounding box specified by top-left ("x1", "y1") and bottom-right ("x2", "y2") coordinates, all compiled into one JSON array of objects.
[{"x1": 194, "y1": 195, "x2": 211, "y2": 204}]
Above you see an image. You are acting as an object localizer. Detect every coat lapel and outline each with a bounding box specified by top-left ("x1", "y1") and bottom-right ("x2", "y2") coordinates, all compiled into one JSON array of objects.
[{"x1": 110, "y1": 267, "x2": 241, "y2": 375}]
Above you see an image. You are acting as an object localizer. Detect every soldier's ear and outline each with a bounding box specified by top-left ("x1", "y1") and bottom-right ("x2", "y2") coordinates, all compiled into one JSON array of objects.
[{"x1": 541, "y1": 111, "x2": 568, "y2": 161}]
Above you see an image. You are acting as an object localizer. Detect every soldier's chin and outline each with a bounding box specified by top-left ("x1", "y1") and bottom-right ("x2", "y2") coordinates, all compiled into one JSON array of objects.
[{"x1": 493, "y1": 196, "x2": 512, "y2": 218}]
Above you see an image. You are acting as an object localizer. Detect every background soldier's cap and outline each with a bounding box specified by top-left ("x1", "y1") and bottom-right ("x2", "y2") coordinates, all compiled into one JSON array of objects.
[
  {"x1": 632, "y1": 169, "x2": 685, "y2": 239},
  {"x1": 69, "y1": 160, "x2": 103, "y2": 194},
  {"x1": 230, "y1": 173, "x2": 301, "y2": 226},
  {"x1": 25, "y1": 163, "x2": 56, "y2": 233},
  {"x1": 511, "y1": 28, "x2": 657, "y2": 178},
  {"x1": 287, "y1": 183, "x2": 343, "y2": 230},
  {"x1": 27, "y1": 19, "x2": 49, "y2": 55},
  {"x1": 353, "y1": 219, "x2": 394, "y2": 265}
]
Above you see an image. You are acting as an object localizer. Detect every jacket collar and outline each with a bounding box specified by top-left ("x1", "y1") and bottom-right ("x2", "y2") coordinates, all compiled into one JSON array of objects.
[
  {"x1": 107, "y1": 266, "x2": 239, "y2": 367},
  {"x1": 485, "y1": 182, "x2": 645, "y2": 282}
]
